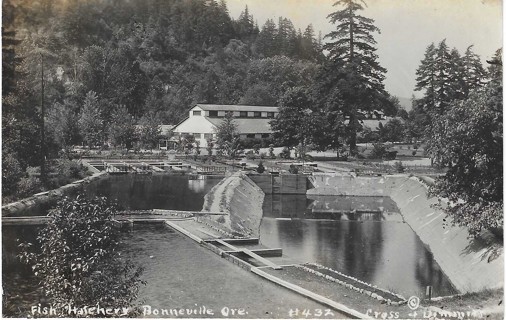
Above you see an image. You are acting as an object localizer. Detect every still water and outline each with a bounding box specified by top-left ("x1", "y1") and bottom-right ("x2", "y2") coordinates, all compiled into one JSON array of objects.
[
  {"x1": 259, "y1": 194, "x2": 457, "y2": 297},
  {"x1": 84, "y1": 174, "x2": 222, "y2": 211},
  {"x1": 2, "y1": 175, "x2": 222, "y2": 317},
  {"x1": 3, "y1": 175, "x2": 457, "y2": 317}
]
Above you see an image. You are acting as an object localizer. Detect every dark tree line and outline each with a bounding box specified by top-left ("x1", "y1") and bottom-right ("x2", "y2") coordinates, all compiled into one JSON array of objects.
[{"x1": 2, "y1": 0, "x2": 323, "y2": 197}]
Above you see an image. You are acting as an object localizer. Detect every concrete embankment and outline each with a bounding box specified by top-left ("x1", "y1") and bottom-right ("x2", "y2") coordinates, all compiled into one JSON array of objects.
[
  {"x1": 2, "y1": 172, "x2": 108, "y2": 217},
  {"x1": 308, "y1": 173, "x2": 503, "y2": 293},
  {"x1": 202, "y1": 172, "x2": 265, "y2": 238}
]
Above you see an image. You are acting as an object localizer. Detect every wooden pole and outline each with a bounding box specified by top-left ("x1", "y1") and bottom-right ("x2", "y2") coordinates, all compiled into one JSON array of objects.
[{"x1": 40, "y1": 53, "x2": 46, "y2": 184}]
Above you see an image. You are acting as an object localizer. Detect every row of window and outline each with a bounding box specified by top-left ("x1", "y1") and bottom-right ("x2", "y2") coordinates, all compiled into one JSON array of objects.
[
  {"x1": 192, "y1": 110, "x2": 276, "y2": 118},
  {"x1": 177, "y1": 132, "x2": 271, "y2": 140},
  {"x1": 245, "y1": 133, "x2": 271, "y2": 139}
]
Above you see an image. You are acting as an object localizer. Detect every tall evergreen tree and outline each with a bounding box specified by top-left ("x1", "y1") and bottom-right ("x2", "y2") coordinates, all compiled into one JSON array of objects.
[
  {"x1": 255, "y1": 19, "x2": 278, "y2": 57},
  {"x1": 462, "y1": 45, "x2": 487, "y2": 95},
  {"x1": 317, "y1": 0, "x2": 389, "y2": 155}
]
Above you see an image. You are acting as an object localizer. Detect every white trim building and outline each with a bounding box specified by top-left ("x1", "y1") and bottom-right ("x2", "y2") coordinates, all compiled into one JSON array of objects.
[{"x1": 172, "y1": 104, "x2": 279, "y2": 148}]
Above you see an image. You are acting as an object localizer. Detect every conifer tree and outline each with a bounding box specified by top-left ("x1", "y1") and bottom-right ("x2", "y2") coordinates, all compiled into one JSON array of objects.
[
  {"x1": 317, "y1": 0, "x2": 389, "y2": 155},
  {"x1": 255, "y1": 19, "x2": 278, "y2": 57},
  {"x1": 462, "y1": 45, "x2": 487, "y2": 95}
]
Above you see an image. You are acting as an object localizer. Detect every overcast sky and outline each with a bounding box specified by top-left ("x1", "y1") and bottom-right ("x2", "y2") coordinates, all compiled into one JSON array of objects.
[{"x1": 227, "y1": 0, "x2": 503, "y2": 99}]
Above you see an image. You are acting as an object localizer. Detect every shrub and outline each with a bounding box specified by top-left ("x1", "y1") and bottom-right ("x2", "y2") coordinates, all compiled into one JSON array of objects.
[
  {"x1": 19, "y1": 196, "x2": 145, "y2": 312},
  {"x1": 257, "y1": 162, "x2": 265, "y2": 174},
  {"x1": 268, "y1": 145, "x2": 275, "y2": 158},
  {"x1": 384, "y1": 151, "x2": 398, "y2": 160},
  {"x1": 16, "y1": 176, "x2": 43, "y2": 198},
  {"x1": 289, "y1": 164, "x2": 299, "y2": 174},
  {"x1": 279, "y1": 147, "x2": 291, "y2": 159},
  {"x1": 370, "y1": 143, "x2": 386, "y2": 159},
  {"x1": 394, "y1": 161, "x2": 405, "y2": 173},
  {"x1": 412, "y1": 150, "x2": 417, "y2": 156},
  {"x1": 55, "y1": 159, "x2": 87, "y2": 179},
  {"x1": 26, "y1": 166, "x2": 40, "y2": 177},
  {"x1": 2, "y1": 153, "x2": 23, "y2": 195}
]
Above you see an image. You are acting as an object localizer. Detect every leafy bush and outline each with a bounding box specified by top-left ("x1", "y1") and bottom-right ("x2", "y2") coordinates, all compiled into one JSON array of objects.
[
  {"x1": 279, "y1": 147, "x2": 291, "y2": 159},
  {"x1": 369, "y1": 143, "x2": 386, "y2": 159},
  {"x1": 19, "y1": 195, "x2": 145, "y2": 311},
  {"x1": 412, "y1": 150, "x2": 417, "y2": 156},
  {"x1": 394, "y1": 161, "x2": 405, "y2": 173},
  {"x1": 17, "y1": 176, "x2": 44, "y2": 198},
  {"x1": 384, "y1": 151, "x2": 398, "y2": 160},
  {"x1": 268, "y1": 145, "x2": 275, "y2": 158},
  {"x1": 55, "y1": 159, "x2": 88, "y2": 179},
  {"x1": 257, "y1": 162, "x2": 265, "y2": 173},
  {"x1": 289, "y1": 164, "x2": 299, "y2": 174},
  {"x1": 2, "y1": 153, "x2": 23, "y2": 196}
]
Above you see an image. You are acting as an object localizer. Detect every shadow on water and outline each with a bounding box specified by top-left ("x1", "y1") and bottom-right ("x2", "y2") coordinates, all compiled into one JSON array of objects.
[{"x1": 259, "y1": 194, "x2": 458, "y2": 297}]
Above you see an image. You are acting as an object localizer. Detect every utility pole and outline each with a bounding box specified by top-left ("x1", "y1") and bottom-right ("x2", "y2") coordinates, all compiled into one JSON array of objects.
[{"x1": 40, "y1": 53, "x2": 46, "y2": 184}]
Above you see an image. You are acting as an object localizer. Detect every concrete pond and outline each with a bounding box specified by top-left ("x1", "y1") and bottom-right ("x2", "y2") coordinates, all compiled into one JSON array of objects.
[{"x1": 2, "y1": 172, "x2": 503, "y2": 318}]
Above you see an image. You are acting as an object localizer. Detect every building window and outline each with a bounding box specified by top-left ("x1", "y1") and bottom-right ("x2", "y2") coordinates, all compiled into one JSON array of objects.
[
  {"x1": 261, "y1": 133, "x2": 270, "y2": 139},
  {"x1": 193, "y1": 110, "x2": 201, "y2": 116},
  {"x1": 194, "y1": 133, "x2": 202, "y2": 139},
  {"x1": 204, "y1": 133, "x2": 213, "y2": 140},
  {"x1": 254, "y1": 111, "x2": 261, "y2": 117},
  {"x1": 267, "y1": 112, "x2": 274, "y2": 118},
  {"x1": 240, "y1": 111, "x2": 248, "y2": 117},
  {"x1": 246, "y1": 134, "x2": 255, "y2": 139},
  {"x1": 209, "y1": 111, "x2": 218, "y2": 117}
]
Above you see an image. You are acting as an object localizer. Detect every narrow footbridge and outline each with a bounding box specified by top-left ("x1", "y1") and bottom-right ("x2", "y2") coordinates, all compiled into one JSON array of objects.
[{"x1": 1, "y1": 209, "x2": 225, "y2": 226}]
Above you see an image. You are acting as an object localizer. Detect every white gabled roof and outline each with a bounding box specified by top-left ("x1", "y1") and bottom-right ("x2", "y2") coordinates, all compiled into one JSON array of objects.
[{"x1": 195, "y1": 104, "x2": 278, "y2": 113}]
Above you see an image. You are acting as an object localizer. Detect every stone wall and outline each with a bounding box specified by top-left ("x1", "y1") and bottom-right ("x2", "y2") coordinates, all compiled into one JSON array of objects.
[
  {"x1": 2, "y1": 172, "x2": 108, "y2": 217},
  {"x1": 307, "y1": 172, "x2": 503, "y2": 293}
]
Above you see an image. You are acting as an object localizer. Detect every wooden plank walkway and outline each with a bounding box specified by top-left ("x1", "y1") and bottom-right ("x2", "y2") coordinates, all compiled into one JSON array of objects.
[
  {"x1": 2, "y1": 216, "x2": 51, "y2": 226},
  {"x1": 216, "y1": 239, "x2": 282, "y2": 270},
  {"x1": 3, "y1": 210, "x2": 226, "y2": 226}
]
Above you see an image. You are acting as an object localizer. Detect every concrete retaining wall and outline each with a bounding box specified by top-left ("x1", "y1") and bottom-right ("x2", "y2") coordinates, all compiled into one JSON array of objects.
[
  {"x1": 308, "y1": 173, "x2": 503, "y2": 293},
  {"x1": 2, "y1": 172, "x2": 108, "y2": 217},
  {"x1": 248, "y1": 174, "x2": 308, "y2": 194},
  {"x1": 202, "y1": 172, "x2": 265, "y2": 238}
]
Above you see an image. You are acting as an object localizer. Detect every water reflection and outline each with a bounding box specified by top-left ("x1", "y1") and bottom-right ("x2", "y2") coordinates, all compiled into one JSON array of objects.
[
  {"x1": 260, "y1": 195, "x2": 457, "y2": 297},
  {"x1": 84, "y1": 174, "x2": 220, "y2": 211}
]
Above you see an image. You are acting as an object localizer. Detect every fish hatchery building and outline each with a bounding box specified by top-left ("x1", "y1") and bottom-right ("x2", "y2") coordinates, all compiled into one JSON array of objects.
[{"x1": 172, "y1": 104, "x2": 279, "y2": 148}]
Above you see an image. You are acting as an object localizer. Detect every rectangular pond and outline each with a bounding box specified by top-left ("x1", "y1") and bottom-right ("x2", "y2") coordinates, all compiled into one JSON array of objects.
[
  {"x1": 259, "y1": 194, "x2": 458, "y2": 298},
  {"x1": 3, "y1": 174, "x2": 458, "y2": 317}
]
